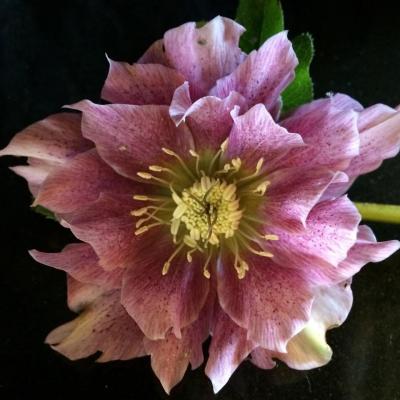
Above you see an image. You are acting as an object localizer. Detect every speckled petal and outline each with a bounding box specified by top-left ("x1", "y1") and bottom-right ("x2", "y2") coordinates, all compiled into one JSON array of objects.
[
  {"x1": 163, "y1": 16, "x2": 245, "y2": 98},
  {"x1": 34, "y1": 149, "x2": 135, "y2": 213},
  {"x1": 101, "y1": 58, "x2": 185, "y2": 105},
  {"x1": 0, "y1": 113, "x2": 91, "y2": 162},
  {"x1": 268, "y1": 196, "x2": 361, "y2": 281},
  {"x1": 30, "y1": 243, "x2": 123, "y2": 289},
  {"x1": 121, "y1": 234, "x2": 209, "y2": 340},
  {"x1": 205, "y1": 307, "x2": 256, "y2": 393},
  {"x1": 280, "y1": 95, "x2": 359, "y2": 170},
  {"x1": 210, "y1": 31, "x2": 297, "y2": 112},
  {"x1": 218, "y1": 255, "x2": 313, "y2": 353},
  {"x1": 227, "y1": 104, "x2": 304, "y2": 168},
  {"x1": 68, "y1": 101, "x2": 193, "y2": 180},
  {"x1": 46, "y1": 289, "x2": 146, "y2": 362}
]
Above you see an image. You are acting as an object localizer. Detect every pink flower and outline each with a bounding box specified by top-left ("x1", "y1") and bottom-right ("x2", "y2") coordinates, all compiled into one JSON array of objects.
[{"x1": 1, "y1": 16, "x2": 400, "y2": 394}]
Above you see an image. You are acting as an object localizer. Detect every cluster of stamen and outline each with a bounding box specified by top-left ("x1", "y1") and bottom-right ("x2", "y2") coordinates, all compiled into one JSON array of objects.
[{"x1": 130, "y1": 141, "x2": 278, "y2": 279}]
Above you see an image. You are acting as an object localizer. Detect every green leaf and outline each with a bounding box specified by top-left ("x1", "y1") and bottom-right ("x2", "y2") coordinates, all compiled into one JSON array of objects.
[
  {"x1": 259, "y1": 0, "x2": 284, "y2": 44},
  {"x1": 236, "y1": 0, "x2": 284, "y2": 53},
  {"x1": 281, "y1": 33, "x2": 314, "y2": 113},
  {"x1": 34, "y1": 205, "x2": 57, "y2": 221}
]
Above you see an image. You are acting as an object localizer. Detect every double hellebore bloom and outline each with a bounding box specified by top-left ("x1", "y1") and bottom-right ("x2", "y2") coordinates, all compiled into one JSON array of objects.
[{"x1": 2, "y1": 16, "x2": 400, "y2": 393}]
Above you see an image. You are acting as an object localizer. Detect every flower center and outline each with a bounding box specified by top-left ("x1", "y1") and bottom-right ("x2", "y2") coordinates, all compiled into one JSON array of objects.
[
  {"x1": 172, "y1": 176, "x2": 242, "y2": 247},
  {"x1": 130, "y1": 141, "x2": 278, "y2": 279}
]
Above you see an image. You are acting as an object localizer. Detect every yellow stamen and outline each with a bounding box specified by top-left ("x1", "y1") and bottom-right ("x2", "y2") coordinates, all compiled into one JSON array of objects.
[
  {"x1": 162, "y1": 147, "x2": 196, "y2": 180},
  {"x1": 162, "y1": 243, "x2": 185, "y2": 275}
]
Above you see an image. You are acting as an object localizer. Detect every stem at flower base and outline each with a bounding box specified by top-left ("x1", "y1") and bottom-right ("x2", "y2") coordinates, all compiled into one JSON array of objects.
[{"x1": 354, "y1": 202, "x2": 400, "y2": 224}]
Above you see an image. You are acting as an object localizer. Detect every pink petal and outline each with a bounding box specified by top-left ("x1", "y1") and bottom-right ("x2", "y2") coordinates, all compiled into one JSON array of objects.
[
  {"x1": 277, "y1": 282, "x2": 353, "y2": 370},
  {"x1": 30, "y1": 243, "x2": 123, "y2": 289},
  {"x1": 121, "y1": 233, "x2": 209, "y2": 340},
  {"x1": 331, "y1": 225, "x2": 400, "y2": 283},
  {"x1": 265, "y1": 167, "x2": 347, "y2": 232},
  {"x1": 227, "y1": 104, "x2": 304, "y2": 168},
  {"x1": 138, "y1": 39, "x2": 169, "y2": 65},
  {"x1": 34, "y1": 149, "x2": 135, "y2": 213},
  {"x1": 205, "y1": 307, "x2": 256, "y2": 393},
  {"x1": 346, "y1": 105, "x2": 400, "y2": 177},
  {"x1": 144, "y1": 296, "x2": 213, "y2": 394},
  {"x1": 163, "y1": 16, "x2": 245, "y2": 99},
  {"x1": 250, "y1": 348, "x2": 276, "y2": 370},
  {"x1": 46, "y1": 289, "x2": 146, "y2": 362},
  {"x1": 268, "y1": 196, "x2": 361, "y2": 283},
  {"x1": 66, "y1": 276, "x2": 105, "y2": 312},
  {"x1": 280, "y1": 95, "x2": 359, "y2": 170},
  {"x1": 0, "y1": 113, "x2": 91, "y2": 162},
  {"x1": 217, "y1": 255, "x2": 313, "y2": 353},
  {"x1": 68, "y1": 101, "x2": 193, "y2": 180},
  {"x1": 10, "y1": 158, "x2": 59, "y2": 197},
  {"x1": 101, "y1": 57, "x2": 185, "y2": 105},
  {"x1": 210, "y1": 31, "x2": 297, "y2": 112},
  {"x1": 170, "y1": 82, "x2": 247, "y2": 151},
  {"x1": 61, "y1": 193, "x2": 137, "y2": 271}
]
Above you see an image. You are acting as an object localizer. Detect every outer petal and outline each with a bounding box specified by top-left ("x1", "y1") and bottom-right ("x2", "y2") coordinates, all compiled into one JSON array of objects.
[
  {"x1": 121, "y1": 233, "x2": 209, "y2": 340},
  {"x1": 163, "y1": 16, "x2": 245, "y2": 99},
  {"x1": 170, "y1": 82, "x2": 247, "y2": 150},
  {"x1": 227, "y1": 104, "x2": 304, "y2": 168},
  {"x1": 30, "y1": 243, "x2": 123, "y2": 289},
  {"x1": 101, "y1": 58, "x2": 185, "y2": 105},
  {"x1": 34, "y1": 149, "x2": 135, "y2": 213},
  {"x1": 264, "y1": 167, "x2": 348, "y2": 232},
  {"x1": 144, "y1": 296, "x2": 213, "y2": 394},
  {"x1": 330, "y1": 225, "x2": 400, "y2": 283},
  {"x1": 346, "y1": 105, "x2": 400, "y2": 177},
  {"x1": 278, "y1": 282, "x2": 353, "y2": 369},
  {"x1": 205, "y1": 307, "x2": 256, "y2": 393},
  {"x1": 138, "y1": 39, "x2": 169, "y2": 65},
  {"x1": 66, "y1": 276, "x2": 105, "y2": 312},
  {"x1": 0, "y1": 113, "x2": 91, "y2": 162},
  {"x1": 250, "y1": 282, "x2": 353, "y2": 371},
  {"x1": 280, "y1": 95, "x2": 359, "y2": 170},
  {"x1": 210, "y1": 31, "x2": 297, "y2": 112},
  {"x1": 68, "y1": 101, "x2": 193, "y2": 180},
  {"x1": 268, "y1": 196, "x2": 361, "y2": 281},
  {"x1": 46, "y1": 289, "x2": 146, "y2": 362},
  {"x1": 61, "y1": 193, "x2": 136, "y2": 271},
  {"x1": 10, "y1": 158, "x2": 59, "y2": 196},
  {"x1": 217, "y1": 255, "x2": 313, "y2": 353}
]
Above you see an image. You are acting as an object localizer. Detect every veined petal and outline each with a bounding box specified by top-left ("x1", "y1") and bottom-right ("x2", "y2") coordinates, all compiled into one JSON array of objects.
[
  {"x1": 61, "y1": 193, "x2": 137, "y2": 271},
  {"x1": 265, "y1": 168, "x2": 348, "y2": 232},
  {"x1": 280, "y1": 95, "x2": 359, "y2": 170},
  {"x1": 0, "y1": 113, "x2": 91, "y2": 162},
  {"x1": 34, "y1": 149, "x2": 135, "y2": 213},
  {"x1": 121, "y1": 234, "x2": 209, "y2": 340},
  {"x1": 138, "y1": 39, "x2": 169, "y2": 65},
  {"x1": 205, "y1": 307, "x2": 256, "y2": 394},
  {"x1": 101, "y1": 58, "x2": 185, "y2": 105},
  {"x1": 210, "y1": 31, "x2": 297, "y2": 112},
  {"x1": 170, "y1": 82, "x2": 247, "y2": 150},
  {"x1": 346, "y1": 105, "x2": 400, "y2": 177},
  {"x1": 144, "y1": 295, "x2": 213, "y2": 394},
  {"x1": 268, "y1": 196, "x2": 361, "y2": 280},
  {"x1": 10, "y1": 158, "x2": 59, "y2": 197},
  {"x1": 46, "y1": 289, "x2": 146, "y2": 362},
  {"x1": 227, "y1": 103, "x2": 304, "y2": 168},
  {"x1": 217, "y1": 255, "x2": 313, "y2": 353},
  {"x1": 66, "y1": 276, "x2": 105, "y2": 312},
  {"x1": 278, "y1": 282, "x2": 353, "y2": 369},
  {"x1": 30, "y1": 243, "x2": 123, "y2": 289},
  {"x1": 163, "y1": 16, "x2": 245, "y2": 99},
  {"x1": 68, "y1": 101, "x2": 193, "y2": 180}
]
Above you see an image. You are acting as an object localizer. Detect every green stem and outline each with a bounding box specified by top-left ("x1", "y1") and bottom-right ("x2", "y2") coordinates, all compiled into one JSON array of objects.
[{"x1": 354, "y1": 202, "x2": 400, "y2": 224}]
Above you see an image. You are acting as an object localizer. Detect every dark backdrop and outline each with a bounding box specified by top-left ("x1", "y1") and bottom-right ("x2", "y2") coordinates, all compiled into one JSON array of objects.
[{"x1": 1, "y1": 1, "x2": 399, "y2": 399}]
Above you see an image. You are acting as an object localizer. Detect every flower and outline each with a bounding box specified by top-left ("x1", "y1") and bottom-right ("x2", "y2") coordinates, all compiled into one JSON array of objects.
[{"x1": 1, "y1": 16, "x2": 400, "y2": 394}]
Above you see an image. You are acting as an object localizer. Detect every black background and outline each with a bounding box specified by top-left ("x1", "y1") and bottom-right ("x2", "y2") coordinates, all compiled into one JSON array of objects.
[{"x1": 1, "y1": 1, "x2": 400, "y2": 399}]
